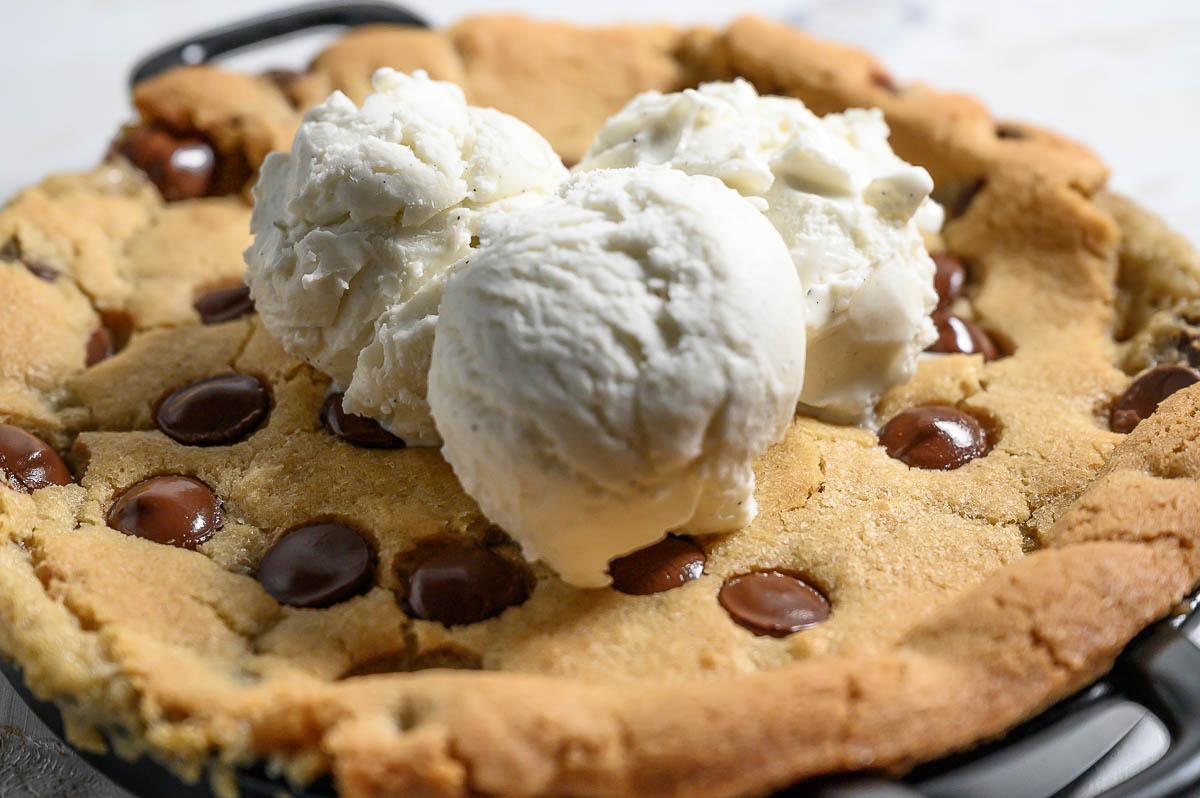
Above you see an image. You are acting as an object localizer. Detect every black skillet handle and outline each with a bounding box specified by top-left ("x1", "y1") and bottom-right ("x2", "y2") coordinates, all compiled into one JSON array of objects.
[
  {"x1": 129, "y1": 2, "x2": 429, "y2": 86},
  {"x1": 1092, "y1": 623, "x2": 1200, "y2": 798}
]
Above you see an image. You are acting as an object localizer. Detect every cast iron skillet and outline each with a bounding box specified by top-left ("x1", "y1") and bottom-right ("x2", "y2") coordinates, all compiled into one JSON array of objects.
[
  {"x1": 129, "y1": 2, "x2": 426, "y2": 86},
  {"x1": 7, "y1": 4, "x2": 1200, "y2": 796},
  {"x1": 9, "y1": 600, "x2": 1200, "y2": 798}
]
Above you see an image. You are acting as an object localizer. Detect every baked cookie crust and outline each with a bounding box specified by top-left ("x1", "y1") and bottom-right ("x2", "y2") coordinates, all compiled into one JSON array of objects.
[{"x1": 1, "y1": 14, "x2": 1199, "y2": 798}]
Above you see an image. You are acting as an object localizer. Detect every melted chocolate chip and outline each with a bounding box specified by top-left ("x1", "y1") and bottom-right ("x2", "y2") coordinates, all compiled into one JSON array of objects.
[
  {"x1": 996, "y1": 123, "x2": 1027, "y2": 140},
  {"x1": 98, "y1": 310, "x2": 134, "y2": 353},
  {"x1": 85, "y1": 327, "x2": 114, "y2": 367},
  {"x1": 719, "y1": 571, "x2": 830, "y2": 637},
  {"x1": 194, "y1": 285, "x2": 255, "y2": 324},
  {"x1": 321, "y1": 394, "x2": 405, "y2": 449},
  {"x1": 609, "y1": 536, "x2": 706, "y2": 595},
  {"x1": 879, "y1": 406, "x2": 990, "y2": 470},
  {"x1": 1, "y1": 240, "x2": 56, "y2": 281},
  {"x1": 257, "y1": 523, "x2": 375, "y2": 608},
  {"x1": 115, "y1": 126, "x2": 215, "y2": 202},
  {"x1": 25, "y1": 262, "x2": 57, "y2": 282},
  {"x1": 932, "y1": 254, "x2": 967, "y2": 311},
  {"x1": 106, "y1": 476, "x2": 220, "y2": 549},
  {"x1": 156, "y1": 374, "x2": 269, "y2": 446},
  {"x1": 868, "y1": 67, "x2": 901, "y2": 94},
  {"x1": 1179, "y1": 334, "x2": 1200, "y2": 369},
  {"x1": 1110, "y1": 365, "x2": 1200, "y2": 433},
  {"x1": 0, "y1": 425, "x2": 71, "y2": 493},
  {"x1": 927, "y1": 312, "x2": 999, "y2": 360},
  {"x1": 404, "y1": 544, "x2": 527, "y2": 626}
]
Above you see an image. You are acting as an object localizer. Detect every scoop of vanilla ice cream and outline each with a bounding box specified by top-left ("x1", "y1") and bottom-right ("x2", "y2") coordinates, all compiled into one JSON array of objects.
[
  {"x1": 578, "y1": 79, "x2": 942, "y2": 423},
  {"x1": 427, "y1": 167, "x2": 807, "y2": 587},
  {"x1": 245, "y1": 68, "x2": 567, "y2": 443}
]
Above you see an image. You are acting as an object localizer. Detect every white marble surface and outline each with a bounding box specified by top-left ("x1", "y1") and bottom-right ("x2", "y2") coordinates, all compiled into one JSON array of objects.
[{"x1": 2, "y1": 0, "x2": 1198, "y2": 242}]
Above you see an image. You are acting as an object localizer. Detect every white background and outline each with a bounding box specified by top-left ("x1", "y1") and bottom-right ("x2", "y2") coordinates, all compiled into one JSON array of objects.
[{"x1": 1, "y1": 0, "x2": 1198, "y2": 239}]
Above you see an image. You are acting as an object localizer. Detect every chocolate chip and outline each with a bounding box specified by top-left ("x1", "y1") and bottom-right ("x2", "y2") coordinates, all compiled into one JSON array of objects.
[
  {"x1": 996, "y1": 123, "x2": 1027, "y2": 140},
  {"x1": 0, "y1": 425, "x2": 71, "y2": 493},
  {"x1": 927, "y1": 312, "x2": 999, "y2": 360},
  {"x1": 115, "y1": 126, "x2": 214, "y2": 202},
  {"x1": 609, "y1": 536, "x2": 706, "y2": 595},
  {"x1": 1, "y1": 240, "x2": 56, "y2": 281},
  {"x1": 25, "y1": 262, "x2": 57, "y2": 282},
  {"x1": 98, "y1": 310, "x2": 134, "y2": 353},
  {"x1": 879, "y1": 406, "x2": 990, "y2": 469},
  {"x1": 932, "y1": 254, "x2": 966, "y2": 311},
  {"x1": 321, "y1": 394, "x2": 405, "y2": 449},
  {"x1": 1178, "y1": 334, "x2": 1200, "y2": 369},
  {"x1": 1110, "y1": 365, "x2": 1200, "y2": 433},
  {"x1": 106, "y1": 475, "x2": 220, "y2": 549},
  {"x1": 718, "y1": 570, "x2": 830, "y2": 637},
  {"x1": 1110, "y1": 412, "x2": 1139, "y2": 435},
  {"x1": 257, "y1": 523, "x2": 376, "y2": 608},
  {"x1": 868, "y1": 67, "x2": 901, "y2": 94},
  {"x1": 85, "y1": 327, "x2": 113, "y2": 367},
  {"x1": 404, "y1": 544, "x2": 527, "y2": 626},
  {"x1": 194, "y1": 285, "x2": 255, "y2": 324},
  {"x1": 156, "y1": 374, "x2": 269, "y2": 446},
  {"x1": 934, "y1": 178, "x2": 985, "y2": 221}
]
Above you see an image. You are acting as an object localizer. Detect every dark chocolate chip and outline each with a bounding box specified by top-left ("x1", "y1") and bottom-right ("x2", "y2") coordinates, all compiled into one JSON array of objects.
[
  {"x1": 609, "y1": 536, "x2": 706, "y2": 595},
  {"x1": 932, "y1": 254, "x2": 967, "y2": 311},
  {"x1": 404, "y1": 544, "x2": 527, "y2": 626},
  {"x1": 869, "y1": 67, "x2": 901, "y2": 94},
  {"x1": 98, "y1": 310, "x2": 134, "y2": 353},
  {"x1": 718, "y1": 570, "x2": 830, "y2": 637},
  {"x1": 1109, "y1": 409, "x2": 1139, "y2": 435},
  {"x1": 934, "y1": 178, "x2": 985, "y2": 221},
  {"x1": 85, "y1": 327, "x2": 114, "y2": 367},
  {"x1": 1110, "y1": 365, "x2": 1200, "y2": 433},
  {"x1": 1, "y1": 240, "x2": 56, "y2": 280},
  {"x1": 194, "y1": 285, "x2": 255, "y2": 324},
  {"x1": 24, "y1": 262, "x2": 58, "y2": 282},
  {"x1": 1177, "y1": 334, "x2": 1200, "y2": 369},
  {"x1": 321, "y1": 394, "x2": 405, "y2": 449},
  {"x1": 927, "y1": 311, "x2": 999, "y2": 360},
  {"x1": 257, "y1": 523, "x2": 376, "y2": 608},
  {"x1": 996, "y1": 123, "x2": 1027, "y2": 140},
  {"x1": 115, "y1": 126, "x2": 214, "y2": 202},
  {"x1": 0, "y1": 425, "x2": 72, "y2": 493},
  {"x1": 879, "y1": 406, "x2": 990, "y2": 470},
  {"x1": 156, "y1": 374, "x2": 269, "y2": 446},
  {"x1": 106, "y1": 475, "x2": 220, "y2": 549}
]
